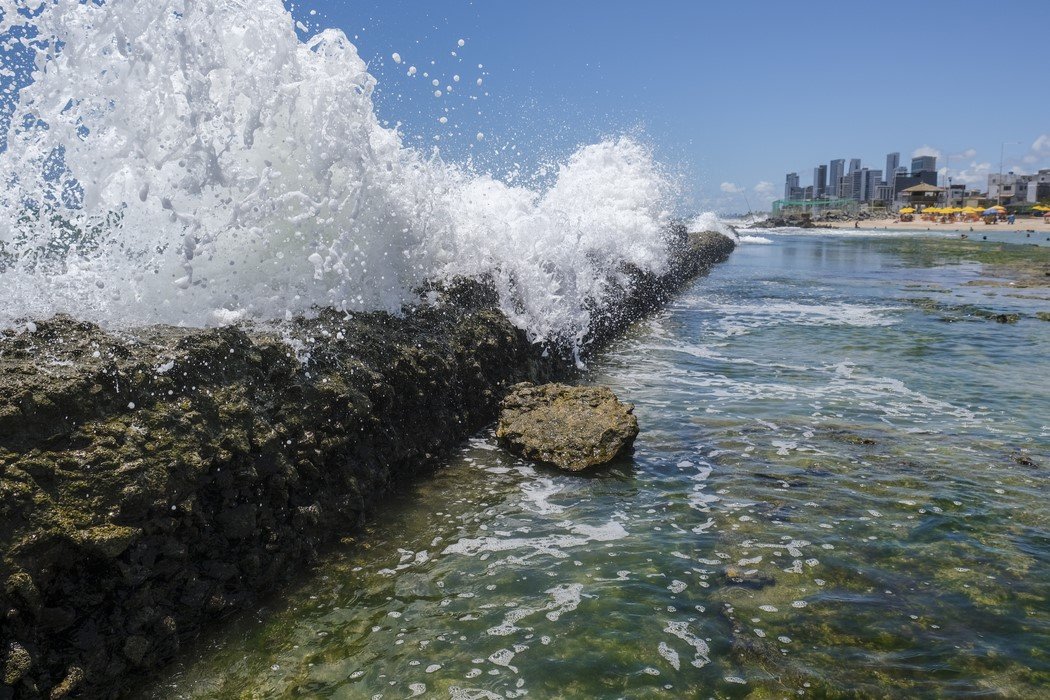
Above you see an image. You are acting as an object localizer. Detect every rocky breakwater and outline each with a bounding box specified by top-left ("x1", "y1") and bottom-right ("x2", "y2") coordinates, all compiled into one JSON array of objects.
[{"x1": 0, "y1": 228, "x2": 734, "y2": 698}]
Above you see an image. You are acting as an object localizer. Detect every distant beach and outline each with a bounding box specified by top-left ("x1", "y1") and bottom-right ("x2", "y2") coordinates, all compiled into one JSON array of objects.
[{"x1": 822, "y1": 217, "x2": 1050, "y2": 235}]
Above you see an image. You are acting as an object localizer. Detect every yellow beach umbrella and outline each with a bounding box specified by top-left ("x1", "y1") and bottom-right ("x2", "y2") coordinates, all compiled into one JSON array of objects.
[{"x1": 900, "y1": 207, "x2": 915, "y2": 214}]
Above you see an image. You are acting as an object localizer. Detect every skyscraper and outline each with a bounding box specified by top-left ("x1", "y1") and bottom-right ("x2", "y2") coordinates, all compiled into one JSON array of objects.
[
  {"x1": 848, "y1": 158, "x2": 861, "y2": 175},
  {"x1": 885, "y1": 153, "x2": 900, "y2": 184},
  {"x1": 911, "y1": 155, "x2": 936, "y2": 174},
  {"x1": 813, "y1": 165, "x2": 827, "y2": 198},
  {"x1": 828, "y1": 159, "x2": 845, "y2": 197},
  {"x1": 785, "y1": 172, "x2": 800, "y2": 199}
]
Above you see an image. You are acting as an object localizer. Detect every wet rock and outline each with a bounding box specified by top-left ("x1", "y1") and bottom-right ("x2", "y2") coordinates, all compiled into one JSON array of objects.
[
  {"x1": 828, "y1": 429, "x2": 877, "y2": 446},
  {"x1": 48, "y1": 666, "x2": 83, "y2": 699},
  {"x1": 582, "y1": 230, "x2": 736, "y2": 354},
  {"x1": 5, "y1": 573, "x2": 41, "y2": 614},
  {"x1": 75, "y1": 524, "x2": 140, "y2": 558},
  {"x1": 122, "y1": 635, "x2": 149, "y2": 666},
  {"x1": 721, "y1": 566, "x2": 776, "y2": 589},
  {"x1": 496, "y1": 382, "x2": 639, "y2": 471},
  {"x1": 907, "y1": 297, "x2": 1023, "y2": 324},
  {"x1": 1013, "y1": 450, "x2": 1039, "y2": 468},
  {"x1": 3, "y1": 642, "x2": 32, "y2": 685}
]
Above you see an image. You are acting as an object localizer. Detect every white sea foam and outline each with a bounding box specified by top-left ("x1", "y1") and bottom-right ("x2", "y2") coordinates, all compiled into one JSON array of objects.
[
  {"x1": 737, "y1": 235, "x2": 773, "y2": 244},
  {"x1": 657, "y1": 641, "x2": 680, "y2": 670},
  {"x1": 519, "y1": 476, "x2": 565, "y2": 515},
  {"x1": 442, "y1": 519, "x2": 628, "y2": 561},
  {"x1": 712, "y1": 301, "x2": 900, "y2": 330},
  {"x1": 687, "y1": 211, "x2": 735, "y2": 237},
  {"x1": 486, "y1": 583, "x2": 583, "y2": 636},
  {"x1": 664, "y1": 620, "x2": 711, "y2": 668},
  {"x1": 0, "y1": 0, "x2": 682, "y2": 349}
]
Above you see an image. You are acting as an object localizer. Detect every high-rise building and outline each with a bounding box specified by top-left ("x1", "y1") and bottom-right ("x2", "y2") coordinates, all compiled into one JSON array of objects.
[
  {"x1": 813, "y1": 165, "x2": 827, "y2": 198},
  {"x1": 848, "y1": 158, "x2": 861, "y2": 175},
  {"x1": 828, "y1": 159, "x2": 845, "y2": 197},
  {"x1": 911, "y1": 155, "x2": 936, "y2": 174},
  {"x1": 838, "y1": 174, "x2": 852, "y2": 200},
  {"x1": 785, "y1": 172, "x2": 800, "y2": 199},
  {"x1": 885, "y1": 153, "x2": 900, "y2": 184},
  {"x1": 846, "y1": 168, "x2": 883, "y2": 202},
  {"x1": 864, "y1": 169, "x2": 883, "y2": 202}
]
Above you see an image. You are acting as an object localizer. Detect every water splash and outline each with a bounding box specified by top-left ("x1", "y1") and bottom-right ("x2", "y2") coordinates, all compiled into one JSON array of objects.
[{"x1": 0, "y1": 0, "x2": 682, "y2": 348}]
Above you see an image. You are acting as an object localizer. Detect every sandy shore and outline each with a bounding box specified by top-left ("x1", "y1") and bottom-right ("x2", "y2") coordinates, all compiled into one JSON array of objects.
[{"x1": 822, "y1": 217, "x2": 1050, "y2": 234}]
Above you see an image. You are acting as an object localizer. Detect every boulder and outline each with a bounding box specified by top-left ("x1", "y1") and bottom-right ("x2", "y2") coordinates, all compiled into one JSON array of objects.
[{"x1": 496, "y1": 383, "x2": 639, "y2": 471}]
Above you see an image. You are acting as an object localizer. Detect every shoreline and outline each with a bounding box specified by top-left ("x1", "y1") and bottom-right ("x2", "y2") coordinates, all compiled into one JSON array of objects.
[
  {"x1": 0, "y1": 231, "x2": 735, "y2": 699},
  {"x1": 820, "y1": 217, "x2": 1050, "y2": 235}
]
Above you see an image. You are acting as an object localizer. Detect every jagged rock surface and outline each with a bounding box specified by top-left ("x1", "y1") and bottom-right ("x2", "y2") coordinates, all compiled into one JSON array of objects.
[{"x1": 496, "y1": 383, "x2": 639, "y2": 471}]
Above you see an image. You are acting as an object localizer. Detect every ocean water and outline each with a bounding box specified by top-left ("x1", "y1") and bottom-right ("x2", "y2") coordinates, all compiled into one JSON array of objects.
[{"x1": 145, "y1": 232, "x2": 1050, "y2": 698}]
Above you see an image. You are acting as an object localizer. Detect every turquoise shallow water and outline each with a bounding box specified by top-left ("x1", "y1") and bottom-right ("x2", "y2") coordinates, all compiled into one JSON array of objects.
[{"x1": 146, "y1": 234, "x2": 1049, "y2": 699}]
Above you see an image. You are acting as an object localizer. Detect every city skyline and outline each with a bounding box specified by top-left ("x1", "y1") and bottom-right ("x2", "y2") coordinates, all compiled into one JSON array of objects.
[{"x1": 781, "y1": 146, "x2": 1050, "y2": 212}]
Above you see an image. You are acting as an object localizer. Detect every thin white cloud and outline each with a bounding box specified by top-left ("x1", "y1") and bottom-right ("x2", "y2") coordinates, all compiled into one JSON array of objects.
[
  {"x1": 1032, "y1": 134, "x2": 1050, "y2": 154},
  {"x1": 911, "y1": 145, "x2": 942, "y2": 159},
  {"x1": 949, "y1": 148, "x2": 977, "y2": 159},
  {"x1": 720, "y1": 181, "x2": 745, "y2": 194},
  {"x1": 753, "y1": 181, "x2": 775, "y2": 199},
  {"x1": 947, "y1": 161, "x2": 993, "y2": 188}
]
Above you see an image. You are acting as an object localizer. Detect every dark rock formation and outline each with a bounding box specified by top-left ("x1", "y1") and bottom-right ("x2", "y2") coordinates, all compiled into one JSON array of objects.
[
  {"x1": 0, "y1": 230, "x2": 734, "y2": 698},
  {"x1": 495, "y1": 383, "x2": 638, "y2": 471},
  {"x1": 582, "y1": 229, "x2": 737, "y2": 355}
]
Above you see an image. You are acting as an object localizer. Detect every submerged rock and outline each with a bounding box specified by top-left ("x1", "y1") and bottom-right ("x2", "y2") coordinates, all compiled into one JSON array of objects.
[
  {"x1": 721, "y1": 565, "x2": 776, "y2": 589},
  {"x1": 495, "y1": 383, "x2": 639, "y2": 471}
]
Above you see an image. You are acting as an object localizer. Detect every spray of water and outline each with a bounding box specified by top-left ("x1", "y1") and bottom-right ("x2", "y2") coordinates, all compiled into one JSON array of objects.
[{"x1": 0, "y1": 0, "x2": 679, "y2": 347}]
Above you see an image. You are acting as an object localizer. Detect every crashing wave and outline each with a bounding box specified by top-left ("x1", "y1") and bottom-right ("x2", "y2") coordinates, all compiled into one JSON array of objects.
[{"x1": 0, "y1": 0, "x2": 691, "y2": 349}]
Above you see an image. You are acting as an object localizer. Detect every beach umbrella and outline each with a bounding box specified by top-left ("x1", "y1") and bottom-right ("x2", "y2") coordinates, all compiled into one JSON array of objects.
[
  {"x1": 983, "y1": 207, "x2": 1004, "y2": 216},
  {"x1": 899, "y1": 207, "x2": 915, "y2": 214}
]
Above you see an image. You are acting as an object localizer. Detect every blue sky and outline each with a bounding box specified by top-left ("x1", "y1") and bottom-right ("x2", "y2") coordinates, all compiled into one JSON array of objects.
[
  {"x1": 287, "y1": 0, "x2": 1050, "y2": 213},
  {"x1": 3, "y1": 1, "x2": 1047, "y2": 214}
]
